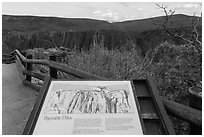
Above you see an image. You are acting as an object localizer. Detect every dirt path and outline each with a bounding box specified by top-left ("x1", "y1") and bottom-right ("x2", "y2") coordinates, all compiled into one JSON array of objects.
[{"x1": 2, "y1": 63, "x2": 38, "y2": 135}]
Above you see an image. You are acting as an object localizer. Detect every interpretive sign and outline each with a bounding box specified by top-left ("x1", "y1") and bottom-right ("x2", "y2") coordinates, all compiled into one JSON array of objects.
[{"x1": 24, "y1": 79, "x2": 144, "y2": 135}]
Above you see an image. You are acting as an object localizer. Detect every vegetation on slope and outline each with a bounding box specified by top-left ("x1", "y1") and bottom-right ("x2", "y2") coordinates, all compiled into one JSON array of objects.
[
  {"x1": 3, "y1": 14, "x2": 201, "y2": 57},
  {"x1": 26, "y1": 36, "x2": 201, "y2": 134}
]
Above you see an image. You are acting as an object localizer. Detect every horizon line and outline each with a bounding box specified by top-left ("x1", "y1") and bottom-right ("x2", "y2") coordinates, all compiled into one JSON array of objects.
[{"x1": 2, "y1": 13, "x2": 198, "y2": 23}]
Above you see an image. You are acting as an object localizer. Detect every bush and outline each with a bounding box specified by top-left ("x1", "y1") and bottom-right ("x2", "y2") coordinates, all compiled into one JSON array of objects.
[
  {"x1": 63, "y1": 40, "x2": 142, "y2": 80},
  {"x1": 150, "y1": 42, "x2": 202, "y2": 105}
]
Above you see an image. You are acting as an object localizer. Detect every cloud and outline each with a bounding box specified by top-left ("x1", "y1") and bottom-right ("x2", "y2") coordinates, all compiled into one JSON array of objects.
[
  {"x1": 93, "y1": 9, "x2": 140, "y2": 22},
  {"x1": 174, "y1": 3, "x2": 201, "y2": 12},
  {"x1": 93, "y1": 10, "x2": 120, "y2": 22},
  {"x1": 119, "y1": 2, "x2": 133, "y2": 7},
  {"x1": 125, "y1": 14, "x2": 138, "y2": 20},
  {"x1": 183, "y1": 3, "x2": 200, "y2": 9},
  {"x1": 93, "y1": 11, "x2": 101, "y2": 14},
  {"x1": 175, "y1": 5, "x2": 182, "y2": 8},
  {"x1": 138, "y1": 8, "x2": 143, "y2": 11},
  {"x1": 143, "y1": 13, "x2": 149, "y2": 18}
]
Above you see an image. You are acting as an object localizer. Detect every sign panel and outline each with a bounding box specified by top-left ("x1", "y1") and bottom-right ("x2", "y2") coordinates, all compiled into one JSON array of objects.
[{"x1": 32, "y1": 81, "x2": 143, "y2": 135}]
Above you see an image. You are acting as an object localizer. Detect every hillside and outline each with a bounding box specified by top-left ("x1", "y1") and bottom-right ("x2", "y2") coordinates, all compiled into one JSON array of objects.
[
  {"x1": 114, "y1": 14, "x2": 201, "y2": 33},
  {"x1": 2, "y1": 14, "x2": 202, "y2": 55},
  {"x1": 2, "y1": 15, "x2": 111, "y2": 33},
  {"x1": 3, "y1": 14, "x2": 200, "y2": 33}
]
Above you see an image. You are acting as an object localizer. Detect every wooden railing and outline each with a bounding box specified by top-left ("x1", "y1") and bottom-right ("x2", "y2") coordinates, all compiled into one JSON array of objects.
[
  {"x1": 2, "y1": 54, "x2": 16, "y2": 64},
  {"x1": 6, "y1": 49, "x2": 202, "y2": 134}
]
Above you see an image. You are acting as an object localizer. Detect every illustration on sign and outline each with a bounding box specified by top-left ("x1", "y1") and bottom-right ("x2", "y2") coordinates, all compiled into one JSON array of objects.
[{"x1": 45, "y1": 85, "x2": 133, "y2": 114}]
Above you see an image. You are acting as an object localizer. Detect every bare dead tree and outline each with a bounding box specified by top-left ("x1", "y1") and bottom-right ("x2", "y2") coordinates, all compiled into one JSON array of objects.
[
  {"x1": 191, "y1": 12, "x2": 202, "y2": 46},
  {"x1": 152, "y1": 4, "x2": 175, "y2": 33},
  {"x1": 152, "y1": 4, "x2": 202, "y2": 52},
  {"x1": 134, "y1": 3, "x2": 202, "y2": 78}
]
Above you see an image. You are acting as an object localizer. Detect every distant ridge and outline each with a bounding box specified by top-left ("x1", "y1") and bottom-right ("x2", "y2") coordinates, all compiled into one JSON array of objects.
[
  {"x1": 3, "y1": 14, "x2": 201, "y2": 33},
  {"x1": 2, "y1": 14, "x2": 202, "y2": 55}
]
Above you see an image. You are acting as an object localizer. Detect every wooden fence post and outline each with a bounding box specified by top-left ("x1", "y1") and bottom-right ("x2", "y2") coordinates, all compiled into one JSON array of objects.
[
  {"x1": 49, "y1": 55, "x2": 57, "y2": 79},
  {"x1": 189, "y1": 87, "x2": 202, "y2": 135},
  {"x1": 21, "y1": 51, "x2": 27, "y2": 67},
  {"x1": 26, "y1": 54, "x2": 32, "y2": 82}
]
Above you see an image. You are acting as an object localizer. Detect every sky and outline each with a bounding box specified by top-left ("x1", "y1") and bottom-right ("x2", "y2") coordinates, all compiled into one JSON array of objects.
[{"x1": 2, "y1": 2, "x2": 202, "y2": 22}]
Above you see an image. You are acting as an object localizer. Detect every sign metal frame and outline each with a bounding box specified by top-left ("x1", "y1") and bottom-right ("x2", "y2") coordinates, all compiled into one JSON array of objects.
[{"x1": 22, "y1": 75, "x2": 175, "y2": 135}]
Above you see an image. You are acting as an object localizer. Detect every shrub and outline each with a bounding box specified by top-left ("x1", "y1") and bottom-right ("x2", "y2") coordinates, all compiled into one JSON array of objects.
[{"x1": 63, "y1": 38, "x2": 142, "y2": 80}]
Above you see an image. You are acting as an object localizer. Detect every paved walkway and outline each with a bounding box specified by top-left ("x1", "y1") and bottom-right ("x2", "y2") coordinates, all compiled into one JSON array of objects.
[{"x1": 2, "y1": 63, "x2": 38, "y2": 135}]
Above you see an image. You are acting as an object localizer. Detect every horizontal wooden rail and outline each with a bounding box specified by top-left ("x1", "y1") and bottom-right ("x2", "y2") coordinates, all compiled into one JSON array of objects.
[
  {"x1": 162, "y1": 98, "x2": 202, "y2": 126},
  {"x1": 23, "y1": 80, "x2": 41, "y2": 91},
  {"x1": 14, "y1": 49, "x2": 202, "y2": 128},
  {"x1": 2, "y1": 57, "x2": 14, "y2": 60},
  {"x1": 2, "y1": 54, "x2": 16, "y2": 64},
  {"x1": 3, "y1": 54, "x2": 13, "y2": 58},
  {"x1": 22, "y1": 70, "x2": 46, "y2": 81},
  {"x1": 15, "y1": 50, "x2": 107, "y2": 80},
  {"x1": 2, "y1": 59, "x2": 15, "y2": 64}
]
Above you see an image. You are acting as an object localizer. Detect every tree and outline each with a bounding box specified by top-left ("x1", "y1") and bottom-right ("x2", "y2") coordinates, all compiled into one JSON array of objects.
[
  {"x1": 152, "y1": 4, "x2": 202, "y2": 52},
  {"x1": 150, "y1": 4, "x2": 202, "y2": 105}
]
